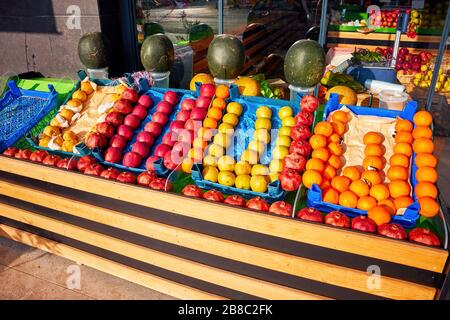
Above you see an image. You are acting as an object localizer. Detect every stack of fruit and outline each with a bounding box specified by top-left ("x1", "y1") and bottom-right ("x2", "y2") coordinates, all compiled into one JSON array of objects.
[
  {"x1": 369, "y1": 9, "x2": 400, "y2": 29},
  {"x1": 410, "y1": 3, "x2": 446, "y2": 31},
  {"x1": 412, "y1": 66, "x2": 449, "y2": 93},
  {"x1": 40, "y1": 81, "x2": 96, "y2": 152}
]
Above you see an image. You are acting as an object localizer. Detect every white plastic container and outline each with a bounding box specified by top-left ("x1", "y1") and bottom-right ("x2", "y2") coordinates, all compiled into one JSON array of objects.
[
  {"x1": 87, "y1": 67, "x2": 109, "y2": 80},
  {"x1": 150, "y1": 71, "x2": 170, "y2": 88},
  {"x1": 379, "y1": 90, "x2": 409, "y2": 111},
  {"x1": 289, "y1": 84, "x2": 315, "y2": 106},
  {"x1": 365, "y1": 79, "x2": 405, "y2": 94}
]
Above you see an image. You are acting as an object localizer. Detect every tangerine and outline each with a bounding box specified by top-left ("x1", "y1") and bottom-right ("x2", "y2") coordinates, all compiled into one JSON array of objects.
[
  {"x1": 314, "y1": 121, "x2": 333, "y2": 137},
  {"x1": 331, "y1": 121, "x2": 346, "y2": 135},
  {"x1": 395, "y1": 118, "x2": 413, "y2": 132},
  {"x1": 378, "y1": 199, "x2": 396, "y2": 215},
  {"x1": 363, "y1": 132, "x2": 384, "y2": 145},
  {"x1": 331, "y1": 176, "x2": 351, "y2": 193},
  {"x1": 415, "y1": 153, "x2": 437, "y2": 168},
  {"x1": 363, "y1": 156, "x2": 384, "y2": 171},
  {"x1": 393, "y1": 142, "x2": 413, "y2": 157},
  {"x1": 323, "y1": 188, "x2": 340, "y2": 204},
  {"x1": 387, "y1": 165, "x2": 409, "y2": 181},
  {"x1": 415, "y1": 181, "x2": 438, "y2": 199},
  {"x1": 312, "y1": 147, "x2": 330, "y2": 162},
  {"x1": 339, "y1": 191, "x2": 359, "y2": 208},
  {"x1": 394, "y1": 196, "x2": 414, "y2": 210},
  {"x1": 412, "y1": 126, "x2": 433, "y2": 139},
  {"x1": 203, "y1": 118, "x2": 218, "y2": 129},
  {"x1": 368, "y1": 205, "x2": 392, "y2": 225},
  {"x1": 364, "y1": 144, "x2": 385, "y2": 157},
  {"x1": 331, "y1": 110, "x2": 350, "y2": 123},
  {"x1": 389, "y1": 153, "x2": 410, "y2": 168},
  {"x1": 415, "y1": 166, "x2": 438, "y2": 183},
  {"x1": 388, "y1": 180, "x2": 411, "y2": 198},
  {"x1": 361, "y1": 170, "x2": 383, "y2": 186},
  {"x1": 215, "y1": 84, "x2": 230, "y2": 99},
  {"x1": 309, "y1": 134, "x2": 328, "y2": 149},
  {"x1": 369, "y1": 184, "x2": 390, "y2": 201},
  {"x1": 413, "y1": 110, "x2": 433, "y2": 127},
  {"x1": 349, "y1": 179, "x2": 370, "y2": 197},
  {"x1": 395, "y1": 131, "x2": 413, "y2": 144},
  {"x1": 328, "y1": 154, "x2": 343, "y2": 170},
  {"x1": 357, "y1": 196, "x2": 377, "y2": 211},
  {"x1": 302, "y1": 170, "x2": 323, "y2": 189},
  {"x1": 342, "y1": 166, "x2": 361, "y2": 181},
  {"x1": 207, "y1": 107, "x2": 223, "y2": 121},
  {"x1": 328, "y1": 141, "x2": 344, "y2": 156},
  {"x1": 306, "y1": 158, "x2": 325, "y2": 172},
  {"x1": 212, "y1": 98, "x2": 227, "y2": 110},
  {"x1": 320, "y1": 179, "x2": 332, "y2": 190},
  {"x1": 323, "y1": 165, "x2": 337, "y2": 180},
  {"x1": 412, "y1": 138, "x2": 434, "y2": 154},
  {"x1": 328, "y1": 133, "x2": 342, "y2": 143},
  {"x1": 418, "y1": 196, "x2": 439, "y2": 217}
]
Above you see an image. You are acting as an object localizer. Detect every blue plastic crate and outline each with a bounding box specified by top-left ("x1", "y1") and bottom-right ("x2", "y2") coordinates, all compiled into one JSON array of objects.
[
  {"x1": 306, "y1": 93, "x2": 420, "y2": 228},
  {"x1": 346, "y1": 65, "x2": 398, "y2": 84},
  {"x1": 0, "y1": 81, "x2": 58, "y2": 152}
]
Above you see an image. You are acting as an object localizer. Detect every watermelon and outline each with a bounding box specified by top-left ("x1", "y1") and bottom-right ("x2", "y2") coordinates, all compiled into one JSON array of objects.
[
  {"x1": 140, "y1": 34, "x2": 174, "y2": 72},
  {"x1": 188, "y1": 23, "x2": 214, "y2": 42},
  {"x1": 284, "y1": 40, "x2": 325, "y2": 88},
  {"x1": 144, "y1": 22, "x2": 165, "y2": 38},
  {"x1": 207, "y1": 35, "x2": 245, "y2": 80},
  {"x1": 78, "y1": 32, "x2": 110, "y2": 69}
]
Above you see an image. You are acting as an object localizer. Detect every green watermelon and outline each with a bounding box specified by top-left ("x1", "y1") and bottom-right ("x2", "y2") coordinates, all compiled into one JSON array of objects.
[
  {"x1": 188, "y1": 23, "x2": 214, "y2": 42},
  {"x1": 144, "y1": 22, "x2": 165, "y2": 38},
  {"x1": 78, "y1": 32, "x2": 110, "y2": 69},
  {"x1": 207, "y1": 35, "x2": 245, "y2": 80},
  {"x1": 140, "y1": 34, "x2": 174, "y2": 72},
  {"x1": 284, "y1": 39, "x2": 325, "y2": 87}
]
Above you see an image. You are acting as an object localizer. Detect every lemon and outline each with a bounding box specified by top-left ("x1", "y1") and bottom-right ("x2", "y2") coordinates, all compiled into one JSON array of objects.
[
  {"x1": 269, "y1": 172, "x2": 279, "y2": 182},
  {"x1": 275, "y1": 135, "x2": 291, "y2": 148},
  {"x1": 269, "y1": 159, "x2": 283, "y2": 173},
  {"x1": 256, "y1": 106, "x2": 272, "y2": 119},
  {"x1": 218, "y1": 123, "x2": 235, "y2": 135},
  {"x1": 181, "y1": 158, "x2": 194, "y2": 173},
  {"x1": 63, "y1": 130, "x2": 78, "y2": 143},
  {"x1": 282, "y1": 116, "x2": 296, "y2": 127},
  {"x1": 240, "y1": 150, "x2": 259, "y2": 164},
  {"x1": 226, "y1": 102, "x2": 243, "y2": 116},
  {"x1": 272, "y1": 146, "x2": 289, "y2": 160},
  {"x1": 251, "y1": 164, "x2": 269, "y2": 176},
  {"x1": 43, "y1": 126, "x2": 60, "y2": 137},
  {"x1": 254, "y1": 129, "x2": 271, "y2": 144},
  {"x1": 278, "y1": 106, "x2": 293, "y2": 119},
  {"x1": 218, "y1": 171, "x2": 236, "y2": 187},
  {"x1": 235, "y1": 174, "x2": 251, "y2": 190},
  {"x1": 222, "y1": 113, "x2": 239, "y2": 127},
  {"x1": 203, "y1": 155, "x2": 218, "y2": 167},
  {"x1": 218, "y1": 155, "x2": 236, "y2": 172},
  {"x1": 250, "y1": 175, "x2": 268, "y2": 193},
  {"x1": 62, "y1": 140, "x2": 76, "y2": 152},
  {"x1": 203, "y1": 166, "x2": 219, "y2": 182},
  {"x1": 255, "y1": 118, "x2": 272, "y2": 130},
  {"x1": 248, "y1": 140, "x2": 266, "y2": 154},
  {"x1": 208, "y1": 144, "x2": 224, "y2": 158},
  {"x1": 39, "y1": 135, "x2": 51, "y2": 147},
  {"x1": 235, "y1": 161, "x2": 252, "y2": 175},
  {"x1": 278, "y1": 126, "x2": 291, "y2": 137},
  {"x1": 213, "y1": 132, "x2": 231, "y2": 148}
]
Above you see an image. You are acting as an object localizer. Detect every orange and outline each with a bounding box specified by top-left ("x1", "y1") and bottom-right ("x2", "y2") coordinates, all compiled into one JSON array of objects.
[
  {"x1": 328, "y1": 154, "x2": 342, "y2": 170},
  {"x1": 328, "y1": 133, "x2": 342, "y2": 143},
  {"x1": 369, "y1": 184, "x2": 390, "y2": 201},
  {"x1": 388, "y1": 180, "x2": 411, "y2": 198},
  {"x1": 415, "y1": 153, "x2": 437, "y2": 168},
  {"x1": 342, "y1": 166, "x2": 361, "y2": 181},
  {"x1": 363, "y1": 156, "x2": 384, "y2": 171},
  {"x1": 198, "y1": 127, "x2": 214, "y2": 141},
  {"x1": 378, "y1": 199, "x2": 396, "y2": 215},
  {"x1": 312, "y1": 147, "x2": 330, "y2": 162},
  {"x1": 203, "y1": 118, "x2": 218, "y2": 129},
  {"x1": 357, "y1": 196, "x2": 377, "y2": 211},
  {"x1": 412, "y1": 126, "x2": 433, "y2": 139},
  {"x1": 215, "y1": 84, "x2": 230, "y2": 99},
  {"x1": 393, "y1": 142, "x2": 412, "y2": 157},
  {"x1": 395, "y1": 131, "x2": 413, "y2": 144},
  {"x1": 387, "y1": 165, "x2": 409, "y2": 181},
  {"x1": 207, "y1": 107, "x2": 223, "y2": 121},
  {"x1": 394, "y1": 196, "x2": 414, "y2": 210},
  {"x1": 314, "y1": 121, "x2": 333, "y2": 137},
  {"x1": 331, "y1": 121, "x2": 346, "y2": 135},
  {"x1": 364, "y1": 144, "x2": 385, "y2": 157},
  {"x1": 389, "y1": 153, "x2": 410, "y2": 168},
  {"x1": 309, "y1": 134, "x2": 327, "y2": 149},
  {"x1": 418, "y1": 196, "x2": 439, "y2": 217},
  {"x1": 395, "y1": 118, "x2": 413, "y2": 132},
  {"x1": 415, "y1": 181, "x2": 438, "y2": 199},
  {"x1": 331, "y1": 176, "x2": 351, "y2": 193},
  {"x1": 212, "y1": 98, "x2": 227, "y2": 110},
  {"x1": 339, "y1": 190, "x2": 359, "y2": 208},
  {"x1": 72, "y1": 90, "x2": 88, "y2": 102},
  {"x1": 302, "y1": 170, "x2": 323, "y2": 189},
  {"x1": 415, "y1": 166, "x2": 438, "y2": 183},
  {"x1": 412, "y1": 138, "x2": 434, "y2": 154},
  {"x1": 323, "y1": 188, "x2": 340, "y2": 204},
  {"x1": 413, "y1": 110, "x2": 433, "y2": 127},
  {"x1": 323, "y1": 165, "x2": 337, "y2": 180},
  {"x1": 328, "y1": 141, "x2": 344, "y2": 156},
  {"x1": 306, "y1": 158, "x2": 325, "y2": 172},
  {"x1": 361, "y1": 170, "x2": 383, "y2": 186},
  {"x1": 320, "y1": 179, "x2": 332, "y2": 191},
  {"x1": 363, "y1": 132, "x2": 384, "y2": 145},
  {"x1": 331, "y1": 110, "x2": 350, "y2": 123},
  {"x1": 190, "y1": 73, "x2": 214, "y2": 91},
  {"x1": 368, "y1": 205, "x2": 392, "y2": 225},
  {"x1": 80, "y1": 81, "x2": 94, "y2": 95},
  {"x1": 349, "y1": 179, "x2": 370, "y2": 197},
  {"x1": 66, "y1": 99, "x2": 82, "y2": 108}
]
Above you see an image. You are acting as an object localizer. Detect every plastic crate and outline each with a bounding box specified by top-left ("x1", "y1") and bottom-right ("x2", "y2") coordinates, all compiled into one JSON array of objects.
[
  {"x1": 346, "y1": 65, "x2": 398, "y2": 84},
  {"x1": 306, "y1": 93, "x2": 420, "y2": 229},
  {"x1": 0, "y1": 81, "x2": 59, "y2": 152}
]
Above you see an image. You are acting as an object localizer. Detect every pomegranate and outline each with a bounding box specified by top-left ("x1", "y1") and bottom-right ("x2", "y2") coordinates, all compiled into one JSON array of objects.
[
  {"x1": 145, "y1": 156, "x2": 160, "y2": 171},
  {"x1": 289, "y1": 139, "x2": 312, "y2": 157},
  {"x1": 408, "y1": 228, "x2": 440, "y2": 246},
  {"x1": 279, "y1": 168, "x2": 302, "y2": 191},
  {"x1": 246, "y1": 197, "x2": 270, "y2": 212},
  {"x1": 117, "y1": 125, "x2": 134, "y2": 141},
  {"x1": 269, "y1": 201, "x2": 293, "y2": 216},
  {"x1": 76, "y1": 156, "x2": 96, "y2": 172},
  {"x1": 85, "y1": 132, "x2": 107, "y2": 149},
  {"x1": 300, "y1": 95, "x2": 319, "y2": 113},
  {"x1": 176, "y1": 109, "x2": 191, "y2": 122},
  {"x1": 104, "y1": 147, "x2": 123, "y2": 163},
  {"x1": 190, "y1": 107, "x2": 208, "y2": 120},
  {"x1": 144, "y1": 122, "x2": 162, "y2": 136},
  {"x1": 149, "y1": 178, "x2": 172, "y2": 191},
  {"x1": 181, "y1": 98, "x2": 195, "y2": 111},
  {"x1": 195, "y1": 96, "x2": 211, "y2": 109},
  {"x1": 131, "y1": 105, "x2": 148, "y2": 120},
  {"x1": 182, "y1": 184, "x2": 203, "y2": 198},
  {"x1": 136, "y1": 131, "x2": 155, "y2": 146},
  {"x1": 84, "y1": 163, "x2": 104, "y2": 176},
  {"x1": 132, "y1": 142, "x2": 150, "y2": 158},
  {"x1": 282, "y1": 152, "x2": 306, "y2": 171},
  {"x1": 224, "y1": 195, "x2": 246, "y2": 207},
  {"x1": 110, "y1": 134, "x2": 128, "y2": 150},
  {"x1": 169, "y1": 120, "x2": 185, "y2": 133},
  {"x1": 199, "y1": 83, "x2": 216, "y2": 98},
  {"x1": 2, "y1": 147, "x2": 18, "y2": 157},
  {"x1": 116, "y1": 171, "x2": 137, "y2": 184},
  {"x1": 113, "y1": 99, "x2": 133, "y2": 114},
  {"x1": 152, "y1": 112, "x2": 169, "y2": 126},
  {"x1": 137, "y1": 171, "x2": 157, "y2": 186},
  {"x1": 124, "y1": 114, "x2": 141, "y2": 130},
  {"x1": 96, "y1": 122, "x2": 115, "y2": 138},
  {"x1": 122, "y1": 152, "x2": 142, "y2": 168},
  {"x1": 163, "y1": 91, "x2": 178, "y2": 105},
  {"x1": 324, "y1": 211, "x2": 350, "y2": 228},
  {"x1": 351, "y1": 216, "x2": 377, "y2": 233},
  {"x1": 155, "y1": 101, "x2": 173, "y2": 114},
  {"x1": 138, "y1": 95, "x2": 152, "y2": 108},
  {"x1": 42, "y1": 154, "x2": 61, "y2": 166},
  {"x1": 56, "y1": 158, "x2": 78, "y2": 170},
  {"x1": 203, "y1": 189, "x2": 224, "y2": 202},
  {"x1": 105, "y1": 112, "x2": 123, "y2": 127},
  {"x1": 121, "y1": 88, "x2": 138, "y2": 103},
  {"x1": 296, "y1": 207, "x2": 323, "y2": 223},
  {"x1": 290, "y1": 125, "x2": 311, "y2": 141},
  {"x1": 153, "y1": 144, "x2": 171, "y2": 158},
  {"x1": 378, "y1": 223, "x2": 407, "y2": 240},
  {"x1": 100, "y1": 167, "x2": 120, "y2": 180},
  {"x1": 29, "y1": 150, "x2": 48, "y2": 162},
  {"x1": 18, "y1": 149, "x2": 32, "y2": 159},
  {"x1": 295, "y1": 110, "x2": 313, "y2": 126}
]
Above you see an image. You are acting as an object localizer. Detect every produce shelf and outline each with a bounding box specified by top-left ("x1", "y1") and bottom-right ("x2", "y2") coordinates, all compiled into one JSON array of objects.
[{"x1": 0, "y1": 155, "x2": 448, "y2": 300}]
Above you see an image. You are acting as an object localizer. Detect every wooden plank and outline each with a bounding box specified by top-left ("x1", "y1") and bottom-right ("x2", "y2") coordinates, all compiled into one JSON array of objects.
[
  {"x1": 327, "y1": 31, "x2": 442, "y2": 43},
  {"x1": 0, "y1": 180, "x2": 436, "y2": 300},
  {"x1": 0, "y1": 157, "x2": 447, "y2": 273},
  {"x1": 0, "y1": 202, "x2": 327, "y2": 300},
  {"x1": 0, "y1": 224, "x2": 223, "y2": 300}
]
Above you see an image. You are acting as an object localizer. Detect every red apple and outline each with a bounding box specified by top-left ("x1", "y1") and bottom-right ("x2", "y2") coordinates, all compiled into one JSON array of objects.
[
  {"x1": 121, "y1": 88, "x2": 138, "y2": 103},
  {"x1": 155, "y1": 101, "x2": 173, "y2": 114},
  {"x1": 42, "y1": 154, "x2": 61, "y2": 166},
  {"x1": 296, "y1": 207, "x2": 323, "y2": 223},
  {"x1": 200, "y1": 83, "x2": 216, "y2": 98},
  {"x1": 144, "y1": 122, "x2": 162, "y2": 136},
  {"x1": 137, "y1": 171, "x2": 157, "y2": 186},
  {"x1": 113, "y1": 99, "x2": 133, "y2": 114},
  {"x1": 149, "y1": 177, "x2": 172, "y2": 191},
  {"x1": 117, "y1": 125, "x2": 134, "y2": 141},
  {"x1": 352, "y1": 216, "x2": 377, "y2": 233},
  {"x1": 300, "y1": 95, "x2": 319, "y2": 113},
  {"x1": 138, "y1": 95, "x2": 153, "y2": 108},
  {"x1": 170, "y1": 141, "x2": 190, "y2": 164},
  {"x1": 246, "y1": 197, "x2": 270, "y2": 212},
  {"x1": 176, "y1": 109, "x2": 191, "y2": 122},
  {"x1": 181, "y1": 98, "x2": 195, "y2": 111},
  {"x1": 100, "y1": 167, "x2": 120, "y2": 179},
  {"x1": 203, "y1": 189, "x2": 224, "y2": 202},
  {"x1": 2, "y1": 147, "x2": 18, "y2": 157},
  {"x1": 169, "y1": 120, "x2": 185, "y2": 133},
  {"x1": 110, "y1": 134, "x2": 128, "y2": 149},
  {"x1": 132, "y1": 142, "x2": 150, "y2": 158},
  {"x1": 224, "y1": 195, "x2": 246, "y2": 207},
  {"x1": 408, "y1": 228, "x2": 440, "y2": 246},
  {"x1": 152, "y1": 112, "x2": 169, "y2": 126},
  {"x1": 124, "y1": 114, "x2": 141, "y2": 130},
  {"x1": 163, "y1": 151, "x2": 178, "y2": 170},
  {"x1": 104, "y1": 147, "x2": 123, "y2": 163},
  {"x1": 136, "y1": 131, "x2": 155, "y2": 146},
  {"x1": 122, "y1": 152, "x2": 142, "y2": 168},
  {"x1": 56, "y1": 158, "x2": 78, "y2": 170},
  {"x1": 96, "y1": 121, "x2": 115, "y2": 138},
  {"x1": 84, "y1": 163, "x2": 104, "y2": 176},
  {"x1": 162, "y1": 132, "x2": 176, "y2": 147},
  {"x1": 145, "y1": 156, "x2": 160, "y2": 171},
  {"x1": 290, "y1": 125, "x2": 311, "y2": 141},
  {"x1": 153, "y1": 144, "x2": 171, "y2": 158},
  {"x1": 105, "y1": 112, "x2": 123, "y2": 127},
  {"x1": 269, "y1": 201, "x2": 293, "y2": 216},
  {"x1": 190, "y1": 107, "x2": 207, "y2": 120},
  {"x1": 195, "y1": 96, "x2": 211, "y2": 109},
  {"x1": 77, "y1": 156, "x2": 96, "y2": 172},
  {"x1": 177, "y1": 130, "x2": 194, "y2": 144},
  {"x1": 182, "y1": 184, "x2": 203, "y2": 198},
  {"x1": 289, "y1": 139, "x2": 312, "y2": 157},
  {"x1": 131, "y1": 105, "x2": 148, "y2": 120},
  {"x1": 282, "y1": 152, "x2": 306, "y2": 171},
  {"x1": 279, "y1": 168, "x2": 302, "y2": 191},
  {"x1": 324, "y1": 211, "x2": 350, "y2": 228},
  {"x1": 85, "y1": 132, "x2": 108, "y2": 149},
  {"x1": 184, "y1": 119, "x2": 202, "y2": 131},
  {"x1": 30, "y1": 150, "x2": 49, "y2": 163},
  {"x1": 116, "y1": 171, "x2": 137, "y2": 184},
  {"x1": 163, "y1": 91, "x2": 178, "y2": 105}
]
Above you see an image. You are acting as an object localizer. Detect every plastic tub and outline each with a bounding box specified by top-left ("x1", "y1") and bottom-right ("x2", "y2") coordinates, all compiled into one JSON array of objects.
[
  {"x1": 151, "y1": 71, "x2": 170, "y2": 88},
  {"x1": 379, "y1": 90, "x2": 409, "y2": 111},
  {"x1": 214, "y1": 78, "x2": 236, "y2": 87},
  {"x1": 289, "y1": 85, "x2": 315, "y2": 107}
]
